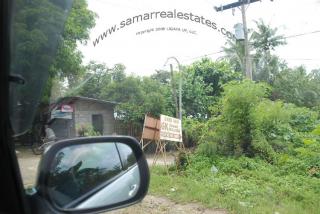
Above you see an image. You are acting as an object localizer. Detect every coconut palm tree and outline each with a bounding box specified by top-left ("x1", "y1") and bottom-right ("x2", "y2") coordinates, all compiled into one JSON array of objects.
[
  {"x1": 223, "y1": 39, "x2": 246, "y2": 75},
  {"x1": 223, "y1": 19, "x2": 286, "y2": 83},
  {"x1": 251, "y1": 19, "x2": 286, "y2": 52},
  {"x1": 251, "y1": 19, "x2": 287, "y2": 82}
]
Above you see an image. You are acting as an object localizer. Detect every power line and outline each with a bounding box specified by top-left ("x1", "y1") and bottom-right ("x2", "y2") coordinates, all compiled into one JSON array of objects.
[
  {"x1": 181, "y1": 50, "x2": 224, "y2": 63},
  {"x1": 180, "y1": 53, "x2": 320, "y2": 66},
  {"x1": 246, "y1": 56, "x2": 320, "y2": 61},
  {"x1": 284, "y1": 30, "x2": 320, "y2": 39},
  {"x1": 178, "y1": 28, "x2": 320, "y2": 64}
]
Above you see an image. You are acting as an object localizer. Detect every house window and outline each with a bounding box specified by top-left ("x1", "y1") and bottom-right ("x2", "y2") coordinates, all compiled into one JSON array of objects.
[{"x1": 92, "y1": 114, "x2": 103, "y2": 135}]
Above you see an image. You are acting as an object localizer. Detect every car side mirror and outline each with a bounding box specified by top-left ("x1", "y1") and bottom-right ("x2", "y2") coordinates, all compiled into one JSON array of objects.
[{"x1": 33, "y1": 136, "x2": 149, "y2": 213}]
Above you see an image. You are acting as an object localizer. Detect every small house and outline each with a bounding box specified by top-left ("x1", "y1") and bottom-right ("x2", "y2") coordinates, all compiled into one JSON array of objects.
[{"x1": 48, "y1": 96, "x2": 118, "y2": 139}]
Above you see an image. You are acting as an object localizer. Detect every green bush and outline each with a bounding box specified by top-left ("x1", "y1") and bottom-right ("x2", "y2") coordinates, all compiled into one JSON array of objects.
[
  {"x1": 76, "y1": 124, "x2": 101, "y2": 137},
  {"x1": 276, "y1": 155, "x2": 309, "y2": 176},
  {"x1": 251, "y1": 100, "x2": 293, "y2": 155},
  {"x1": 197, "y1": 141, "x2": 218, "y2": 157},
  {"x1": 276, "y1": 126, "x2": 320, "y2": 178},
  {"x1": 185, "y1": 154, "x2": 213, "y2": 178},
  {"x1": 252, "y1": 101, "x2": 290, "y2": 141},
  {"x1": 175, "y1": 151, "x2": 189, "y2": 171},
  {"x1": 294, "y1": 143, "x2": 320, "y2": 178},
  {"x1": 286, "y1": 104, "x2": 318, "y2": 132},
  {"x1": 251, "y1": 133, "x2": 277, "y2": 163},
  {"x1": 182, "y1": 117, "x2": 208, "y2": 145},
  {"x1": 199, "y1": 80, "x2": 319, "y2": 161},
  {"x1": 211, "y1": 80, "x2": 272, "y2": 158}
]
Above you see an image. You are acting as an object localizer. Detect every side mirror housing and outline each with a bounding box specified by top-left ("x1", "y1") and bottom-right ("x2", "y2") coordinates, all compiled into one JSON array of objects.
[{"x1": 32, "y1": 136, "x2": 149, "y2": 213}]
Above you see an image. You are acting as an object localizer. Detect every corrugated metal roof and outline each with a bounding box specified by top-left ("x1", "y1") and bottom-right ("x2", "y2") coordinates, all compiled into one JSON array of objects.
[{"x1": 50, "y1": 96, "x2": 118, "y2": 111}]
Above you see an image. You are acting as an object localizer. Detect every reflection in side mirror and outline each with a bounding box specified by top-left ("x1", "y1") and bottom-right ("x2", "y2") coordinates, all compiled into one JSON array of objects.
[
  {"x1": 48, "y1": 142, "x2": 140, "y2": 209},
  {"x1": 35, "y1": 137, "x2": 149, "y2": 213}
]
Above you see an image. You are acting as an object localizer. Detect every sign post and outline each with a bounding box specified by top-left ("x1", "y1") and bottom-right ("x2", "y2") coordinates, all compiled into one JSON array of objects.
[{"x1": 140, "y1": 114, "x2": 185, "y2": 167}]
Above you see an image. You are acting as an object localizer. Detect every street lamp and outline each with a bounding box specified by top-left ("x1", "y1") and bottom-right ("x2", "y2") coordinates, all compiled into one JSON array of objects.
[{"x1": 164, "y1": 57, "x2": 182, "y2": 121}]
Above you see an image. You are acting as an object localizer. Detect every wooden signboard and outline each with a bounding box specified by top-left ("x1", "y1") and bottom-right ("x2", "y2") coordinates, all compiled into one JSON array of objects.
[
  {"x1": 140, "y1": 114, "x2": 186, "y2": 168},
  {"x1": 160, "y1": 114, "x2": 182, "y2": 142},
  {"x1": 141, "y1": 115, "x2": 160, "y2": 140}
]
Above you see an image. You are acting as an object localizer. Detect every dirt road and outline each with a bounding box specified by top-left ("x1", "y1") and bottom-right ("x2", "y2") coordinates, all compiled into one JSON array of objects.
[
  {"x1": 108, "y1": 195, "x2": 227, "y2": 214},
  {"x1": 16, "y1": 147, "x2": 227, "y2": 214}
]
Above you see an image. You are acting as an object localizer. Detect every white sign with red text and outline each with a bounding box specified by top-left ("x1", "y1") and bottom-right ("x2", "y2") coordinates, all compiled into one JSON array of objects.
[
  {"x1": 61, "y1": 104, "x2": 73, "y2": 112},
  {"x1": 160, "y1": 114, "x2": 182, "y2": 142}
]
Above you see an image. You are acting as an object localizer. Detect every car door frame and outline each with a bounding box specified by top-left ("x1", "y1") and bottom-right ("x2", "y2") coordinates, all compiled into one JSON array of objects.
[{"x1": 0, "y1": 0, "x2": 32, "y2": 213}]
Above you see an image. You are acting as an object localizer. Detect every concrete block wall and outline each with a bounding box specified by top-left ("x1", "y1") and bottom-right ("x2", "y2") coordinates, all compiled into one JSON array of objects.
[{"x1": 74, "y1": 100, "x2": 115, "y2": 136}]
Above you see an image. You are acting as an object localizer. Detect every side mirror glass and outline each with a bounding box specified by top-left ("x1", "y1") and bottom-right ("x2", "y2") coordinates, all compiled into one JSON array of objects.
[{"x1": 36, "y1": 136, "x2": 149, "y2": 213}]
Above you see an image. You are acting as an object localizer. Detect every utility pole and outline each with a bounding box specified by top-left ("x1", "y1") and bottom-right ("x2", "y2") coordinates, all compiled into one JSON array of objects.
[
  {"x1": 240, "y1": 2, "x2": 252, "y2": 80},
  {"x1": 215, "y1": 0, "x2": 265, "y2": 80}
]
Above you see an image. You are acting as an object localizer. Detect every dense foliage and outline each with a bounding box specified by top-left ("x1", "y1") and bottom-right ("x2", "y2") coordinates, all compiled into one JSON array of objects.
[
  {"x1": 32, "y1": 6, "x2": 320, "y2": 212},
  {"x1": 39, "y1": 0, "x2": 96, "y2": 103},
  {"x1": 189, "y1": 81, "x2": 319, "y2": 162},
  {"x1": 71, "y1": 59, "x2": 240, "y2": 124},
  {"x1": 272, "y1": 66, "x2": 320, "y2": 108}
]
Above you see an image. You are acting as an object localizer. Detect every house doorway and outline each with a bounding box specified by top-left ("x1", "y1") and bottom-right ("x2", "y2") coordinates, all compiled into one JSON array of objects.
[{"x1": 92, "y1": 114, "x2": 103, "y2": 135}]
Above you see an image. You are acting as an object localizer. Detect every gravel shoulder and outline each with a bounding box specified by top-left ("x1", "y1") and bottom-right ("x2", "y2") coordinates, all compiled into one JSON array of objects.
[{"x1": 108, "y1": 195, "x2": 227, "y2": 214}]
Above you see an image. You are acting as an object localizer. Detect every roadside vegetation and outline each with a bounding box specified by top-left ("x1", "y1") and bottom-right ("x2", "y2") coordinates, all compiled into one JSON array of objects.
[
  {"x1": 150, "y1": 80, "x2": 320, "y2": 214},
  {"x1": 150, "y1": 154, "x2": 320, "y2": 214},
  {"x1": 19, "y1": 1, "x2": 320, "y2": 213},
  {"x1": 50, "y1": 6, "x2": 320, "y2": 213}
]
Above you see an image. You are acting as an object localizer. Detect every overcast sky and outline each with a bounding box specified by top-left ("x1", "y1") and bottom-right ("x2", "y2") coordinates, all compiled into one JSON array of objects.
[{"x1": 78, "y1": 0, "x2": 320, "y2": 76}]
